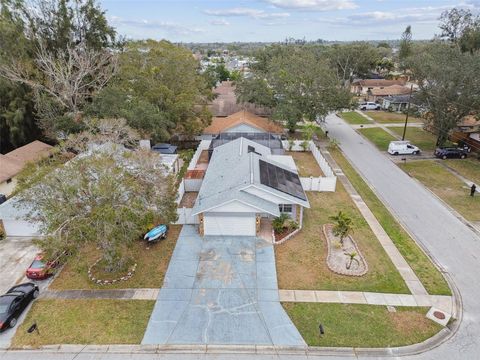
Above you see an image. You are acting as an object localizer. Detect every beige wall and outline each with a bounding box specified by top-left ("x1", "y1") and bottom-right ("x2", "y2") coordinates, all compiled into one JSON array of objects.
[{"x1": 0, "y1": 177, "x2": 17, "y2": 197}]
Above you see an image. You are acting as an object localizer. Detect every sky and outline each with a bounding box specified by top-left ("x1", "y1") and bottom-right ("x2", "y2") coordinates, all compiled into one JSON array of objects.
[{"x1": 101, "y1": 0, "x2": 480, "y2": 43}]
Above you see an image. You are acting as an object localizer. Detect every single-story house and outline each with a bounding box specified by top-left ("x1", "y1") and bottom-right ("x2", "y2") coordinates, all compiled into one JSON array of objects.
[
  {"x1": 351, "y1": 79, "x2": 406, "y2": 96},
  {"x1": 192, "y1": 137, "x2": 309, "y2": 236},
  {"x1": 451, "y1": 115, "x2": 480, "y2": 150},
  {"x1": 201, "y1": 110, "x2": 284, "y2": 140},
  {"x1": 368, "y1": 85, "x2": 412, "y2": 102},
  {"x1": 0, "y1": 141, "x2": 54, "y2": 197},
  {"x1": 382, "y1": 94, "x2": 413, "y2": 112},
  {"x1": 0, "y1": 143, "x2": 179, "y2": 237}
]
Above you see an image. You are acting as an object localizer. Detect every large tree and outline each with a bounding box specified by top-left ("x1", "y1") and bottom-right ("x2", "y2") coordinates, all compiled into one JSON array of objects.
[
  {"x1": 0, "y1": 0, "x2": 119, "y2": 140},
  {"x1": 86, "y1": 40, "x2": 212, "y2": 142},
  {"x1": 16, "y1": 119, "x2": 178, "y2": 271},
  {"x1": 409, "y1": 43, "x2": 480, "y2": 146},
  {"x1": 439, "y1": 8, "x2": 480, "y2": 54},
  {"x1": 236, "y1": 45, "x2": 351, "y2": 132}
]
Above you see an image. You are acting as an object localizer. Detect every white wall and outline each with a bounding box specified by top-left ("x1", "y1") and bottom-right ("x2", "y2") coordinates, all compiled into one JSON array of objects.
[
  {"x1": 187, "y1": 140, "x2": 211, "y2": 171},
  {"x1": 281, "y1": 140, "x2": 337, "y2": 192},
  {"x1": 184, "y1": 179, "x2": 203, "y2": 192}
]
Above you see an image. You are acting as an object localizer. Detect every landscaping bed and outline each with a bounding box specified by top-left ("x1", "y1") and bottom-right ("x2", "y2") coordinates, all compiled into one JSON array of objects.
[
  {"x1": 339, "y1": 111, "x2": 371, "y2": 125},
  {"x1": 50, "y1": 225, "x2": 182, "y2": 290},
  {"x1": 358, "y1": 127, "x2": 397, "y2": 151},
  {"x1": 388, "y1": 127, "x2": 437, "y2": 151},
  {"x1": 286, "y1": 151, "x2": 324, "y2": 177},
  {"x1": 275, "y1": 187, "x2": 409, "y2": 293},
  {"x1": 365, "y1": 111, "x2": 423, "y2": 124},
  {"x1": 283, "y1": 303, "x2": 442, "y2": 347},
  {"x1": 331, "y1": 149, "x2": 451, "y2": 295},
  {"x1": 400, "y1": 160, "x2": 480, "y2": 222},
  {"x1": 12, "y1": 299, "x2": 154, "y2": 347}
]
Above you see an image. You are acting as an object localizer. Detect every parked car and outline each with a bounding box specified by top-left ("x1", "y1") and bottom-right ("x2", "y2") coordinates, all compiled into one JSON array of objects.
[
  {"x1": 359, "y1": 102, "x2": 381, "y2": 110},
  {"x1": 144, "y1": 224, "x2": 168, "y2": 243},
  {"x1": 388, "y1": 141, "x2": 421, "y2": 155},
  {"x1": 26, "y1": 254, "x2": 57, "y2": 280},
  {"x1": 435, "y1": 147, "x2": 468, "y2": 160},
  {"x1": 0, "y1": 283, "x2": 39, "y2": 331}
]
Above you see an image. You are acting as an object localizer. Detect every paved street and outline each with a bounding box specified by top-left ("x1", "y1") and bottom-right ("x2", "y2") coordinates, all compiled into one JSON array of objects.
[
  {"x1": 323, "y1": 113, "x2": 480, "y2": 359},
  {"x1": 142, "y1": 225, "x2": 304, "y2": 346}
]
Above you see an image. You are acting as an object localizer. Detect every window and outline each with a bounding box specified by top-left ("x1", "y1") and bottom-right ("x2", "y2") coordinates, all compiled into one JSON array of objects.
[{"x1": 279, "y1": 204, "x2": 293, "y2": 213}]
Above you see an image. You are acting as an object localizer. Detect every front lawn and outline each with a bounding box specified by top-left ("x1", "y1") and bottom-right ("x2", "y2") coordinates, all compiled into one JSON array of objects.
[
  {"x1": 287, "y1": 151, "x2": 323, "y2": 177},
  {"x1": 365, "y1": 111, "x2": 423, "y2": 124},
  {"x1": 400, "y1": 161, "x2": 480, "y2": 222},
  {"x1": 275, "y1": 185, "x2": 409, "y2": 293},
  {"x1": 331, "y1": 149, "x2": 451, "y2": 295},
  {"x1": 358, "y1": 127, "x2": 397, "y2": 151},
  {"x1": 339, "y1": 111, "x2": 371, "y2": 125},
  {"x1": 445, "y1": 158, "x2": 480, "y2": 185},
  {"x1": 51, "y1": 225, "x2": 182, "y2": 290},
  {"x1": 12, "y1": 299, "x2": 154, "y2": 347},
  {"x1": 388, "y1": 127, "x2": 437, "y2": 151},
  {"x1": 283, "y1": 303, "x2": 442, "y2": 347}
]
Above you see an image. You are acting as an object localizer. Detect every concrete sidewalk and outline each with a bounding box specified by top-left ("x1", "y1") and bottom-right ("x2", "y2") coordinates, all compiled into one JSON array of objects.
[{"x1": 318, "y1": 144, "x2": 428, "y2": 295}]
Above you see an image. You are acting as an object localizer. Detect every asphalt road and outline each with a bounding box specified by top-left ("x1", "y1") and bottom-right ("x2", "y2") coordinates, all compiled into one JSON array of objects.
[{"x1": 323, "y1": 113, "x2": 480, "y2": 359}]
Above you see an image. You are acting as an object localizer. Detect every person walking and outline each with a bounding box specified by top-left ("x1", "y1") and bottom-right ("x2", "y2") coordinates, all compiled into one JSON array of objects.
[{"x1": 471, "y1": 183, "x2": 477, "y2": 197}]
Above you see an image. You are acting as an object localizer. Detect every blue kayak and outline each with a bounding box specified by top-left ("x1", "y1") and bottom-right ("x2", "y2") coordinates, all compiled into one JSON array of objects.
[{"x1": 144, "y1": 225, "x2": 168, "y2": 242}]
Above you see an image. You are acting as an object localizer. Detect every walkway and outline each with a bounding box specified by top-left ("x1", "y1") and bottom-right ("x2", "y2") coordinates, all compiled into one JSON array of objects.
[
  {"x1": 141, "y1": 225, "x2": 304, "y2": 346},
  {"x1": 317, "y1": 142, "x2": 428, "y2": 295}
]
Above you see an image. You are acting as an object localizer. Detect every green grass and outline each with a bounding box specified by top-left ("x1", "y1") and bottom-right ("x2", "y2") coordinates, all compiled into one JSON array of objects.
[
  {"x1": 358, "y1": 127, "x2": 397, "y2": 151},
  {"x1": 51, "y1": 225, "x2": 181, "y2": 290},
  {"x1": 444, "y1": 158, "x2": 480, "y2": 185},
  {"x1": 339, "y1": 111, "x2": 371, "y2": 125},
  {"x1": 365, "y1": 111, "x2": 423, "y2": 124},
  {"x1": 401, "y1": 160, "x2": 480, "y2": 222},
  {"x1": 12, "y1": 299, "x2": 154, "y2": 347},
  {"x1": 388, "y1": 127, "x2": 437, "y2": 151},
  {"x1": 275, "y1": 184, "x2": 409, "y2": 294},
  {"x1": 283, "y1": 303, "x2": 442, "y2": 347},
  {"x1": 331, "y1": 149, "x2": 451, "y2": 295}
]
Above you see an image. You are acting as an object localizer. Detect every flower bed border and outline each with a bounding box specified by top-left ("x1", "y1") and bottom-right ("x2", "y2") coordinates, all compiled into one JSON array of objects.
[
  {"x1": 323, "y1": 224, "x2": 368, "y2": 277},
  {"x1": 88, "y1": 259, "x2": 137, "y2": 285}
]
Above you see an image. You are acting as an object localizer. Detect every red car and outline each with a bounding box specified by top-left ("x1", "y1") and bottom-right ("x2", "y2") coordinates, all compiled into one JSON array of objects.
[{"x1": 26, "y1": 255, "x2": 57, "y2": 280}]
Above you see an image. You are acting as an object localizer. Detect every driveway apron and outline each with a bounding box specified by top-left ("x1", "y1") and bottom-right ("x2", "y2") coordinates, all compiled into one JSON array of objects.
[{"x1": 142, "y1": 225, "x2": 304, "y2": 346}]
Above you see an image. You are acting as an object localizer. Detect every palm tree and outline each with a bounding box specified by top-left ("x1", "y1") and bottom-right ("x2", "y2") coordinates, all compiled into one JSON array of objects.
[{"x1": 329, "y1": 211, "x2": 354, "y2": 246}]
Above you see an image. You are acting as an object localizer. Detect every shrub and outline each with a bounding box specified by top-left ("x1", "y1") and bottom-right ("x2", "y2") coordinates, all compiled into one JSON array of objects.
[{"x1": 272, "y1": 213, "x2": 289, "y2": 233}]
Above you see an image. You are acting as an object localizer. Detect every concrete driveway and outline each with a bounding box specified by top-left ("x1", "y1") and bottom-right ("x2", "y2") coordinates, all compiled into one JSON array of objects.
[
  {"x1": 142, "y1": 225, "x2": 304, "y2": 346},
  {"x1": 0, "y1": 237, "x2": 43, "y2": 348}
]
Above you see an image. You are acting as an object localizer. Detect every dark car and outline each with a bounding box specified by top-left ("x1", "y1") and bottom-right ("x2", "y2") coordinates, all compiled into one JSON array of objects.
[
  {"x1": 0, "y1": 283, "x2": 39, "y2": 331},
  {"x1": 435, "y1": 147, "x2": 468, "y2": 160},
  {"x1": 26, "y1": 254, "x2": 57, "y2": 280}
]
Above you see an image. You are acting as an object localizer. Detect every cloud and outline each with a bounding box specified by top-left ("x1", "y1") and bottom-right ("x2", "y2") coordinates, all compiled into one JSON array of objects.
[
  {"x1": 264, "y1": 0, "x2": 357, "y2": 11},
  {"x1": 209, "y1": 19, "x2": 230, "y2": 26},
  {"x1": 109, "y1": 16, "x2": 204, "y2": 35},
  {"x1": 204, "y1": 7, "x2": 290, "y2": 19}
]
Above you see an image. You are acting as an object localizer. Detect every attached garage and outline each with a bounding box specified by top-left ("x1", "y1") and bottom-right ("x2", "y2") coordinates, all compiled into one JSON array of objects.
[
  {"x1": 203, "y1": 213, "x2": 256, "y2": 236},
  {"x1": 0, "y1": 198, "x2": 43, "y2": 237}
]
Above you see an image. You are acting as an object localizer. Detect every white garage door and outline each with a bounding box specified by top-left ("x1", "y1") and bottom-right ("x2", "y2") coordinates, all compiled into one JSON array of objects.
[
  {"x1": 204, "y1": 213, "x2": 256, "y2": 236},
  {"x1": 2, "y1": 220, "x2": 41, "y2": 237}
]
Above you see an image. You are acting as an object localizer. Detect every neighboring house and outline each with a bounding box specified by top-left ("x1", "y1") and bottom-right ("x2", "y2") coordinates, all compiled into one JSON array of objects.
[
  {"x1": 351, "y1": 79, "x2": 406, "y2": 96},
  {"x1": 202, "y1": 110, "x2": 283, "y2": 139},
  {"x1": 368, "y1": 85, "x2": 412, "y2": 102},
  {"x1": 0, "y1": 143, "x2": 179, "y2": 237},
  {"x1": 451, "y1": 115, "x2": 480, "y2": 150},
  {"x1": 192, "y1": 137, "x2": 310, "y2": 236},
  {"x1": 0, "y1": 141, "x2": 54, "y2": 197},
  {"x1": 382, "y1": 94, "x2": 413, "y2": 112}
]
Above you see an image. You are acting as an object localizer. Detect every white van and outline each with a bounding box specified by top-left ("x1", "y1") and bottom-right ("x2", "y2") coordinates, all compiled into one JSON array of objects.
[{"x1": 388, "y1": 141, "x2": 420, "y2": 155}]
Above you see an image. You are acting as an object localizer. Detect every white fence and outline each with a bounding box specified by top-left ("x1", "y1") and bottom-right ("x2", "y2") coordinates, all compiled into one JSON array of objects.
[
  {"x1": 176, "y1": 179, "x2": 186, "y2": 205},
  {"x1": 282, "y1": 140, "x2": 336, "y2": 192},
  {"x1": 184, "y1": 179, "x2": 202, "y2": 192},
  {"x1": 187, "y1": 140, "x2": 211, "y2": 171},
  {"x1": 176, "y1": 207, "x2": 199, "y2": 225}
]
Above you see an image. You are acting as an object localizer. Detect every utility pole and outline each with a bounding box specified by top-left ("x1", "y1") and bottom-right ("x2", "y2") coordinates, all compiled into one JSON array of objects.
[{"x1": 402, "y1": 84, "x2": 414, "y2": 141}]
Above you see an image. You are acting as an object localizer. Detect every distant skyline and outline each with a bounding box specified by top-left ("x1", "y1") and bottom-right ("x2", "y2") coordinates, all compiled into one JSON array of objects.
[{"x1": 101, "y1": 0, "x2": 480, "y2": 43}]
